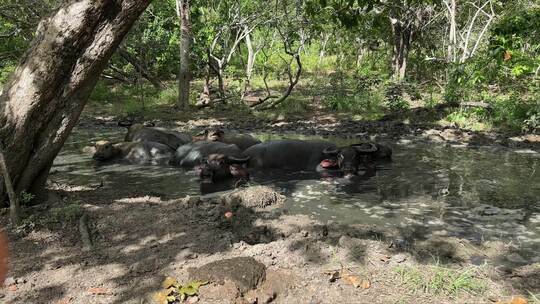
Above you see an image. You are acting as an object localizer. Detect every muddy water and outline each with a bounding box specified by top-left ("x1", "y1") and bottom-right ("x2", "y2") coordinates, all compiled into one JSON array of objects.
[{"x1": 52, "y1": 128, "x2": 540, "y2": 263}]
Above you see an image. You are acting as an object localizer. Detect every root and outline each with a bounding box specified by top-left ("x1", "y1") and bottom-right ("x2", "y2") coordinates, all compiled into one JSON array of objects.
[{"x1": 79, "y1": 213, "x2": 92, "y2": 251}]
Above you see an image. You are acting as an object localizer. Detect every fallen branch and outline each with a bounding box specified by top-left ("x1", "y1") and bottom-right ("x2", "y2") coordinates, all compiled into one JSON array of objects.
[
  {"x1": 0, "y1": 146, "x2": 21, "y2": 226},
  {"x1": 79, "y1": 213, "x2": 92, "y2": 251},
  {"x1": 460, "y1": 101, "x2": 492, "y2": 110}
]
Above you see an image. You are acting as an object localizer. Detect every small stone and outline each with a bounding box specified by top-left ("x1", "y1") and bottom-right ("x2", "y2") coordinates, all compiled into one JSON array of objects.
[
  {"x1": 393, "y1": 254, "x2": 407, "y2": 264},
  {"x1": 187, "y1": 296, "x2": 199, "y2": 303},
  {"x1": 4, "y1": 277, "x2": 15, "y2": 286},
  {"x1": 186, "y1": 253, "x2": 198, "y2": 260}
]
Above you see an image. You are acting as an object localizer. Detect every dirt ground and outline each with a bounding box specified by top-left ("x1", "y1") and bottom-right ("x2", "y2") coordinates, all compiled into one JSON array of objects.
[{"x1": 1, "y1": 110, "x2": 539, "y2": 304}]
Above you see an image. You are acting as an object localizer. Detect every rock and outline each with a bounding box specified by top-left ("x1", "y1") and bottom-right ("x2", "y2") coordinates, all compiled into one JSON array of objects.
[
  {"x1": 186, "y1": 253, "x2": 198, "y2": 260},
  {"x1": 187, "y1": 296, "x2": 199, "y2": 303},
  {"x1": 4, "y1": 277, "x2": 15, "y2": 286},
  {"x1": 392, "y1": 253, "x2": 407, "y2": 264},
  {"x1": 189, "y1": 257, "x2": 266, "y2": 293}
]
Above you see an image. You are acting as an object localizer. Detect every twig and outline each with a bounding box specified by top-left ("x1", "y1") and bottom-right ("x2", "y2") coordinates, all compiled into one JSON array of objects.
[
  {"x1": 0, "y1": 146, "x2": 20, "y2": 226},
  {"x1": 79, "y1": 213, "x2": 92, "y2": 251}
]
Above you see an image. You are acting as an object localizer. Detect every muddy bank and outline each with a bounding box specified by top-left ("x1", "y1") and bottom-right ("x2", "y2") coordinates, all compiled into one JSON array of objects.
[
  {"x1": 79, "y1": 112, "x2": 540, "y2": 153},
  {"x1": 2, "y1": 185, "x2": 538, "y2": 303}
]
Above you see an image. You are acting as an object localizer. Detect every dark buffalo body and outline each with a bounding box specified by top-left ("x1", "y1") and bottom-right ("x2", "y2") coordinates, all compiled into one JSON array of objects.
[
  {"x1": 322, "y1": 142, "x2": 392, "y2": 176},
  {"x1": 243, "y1": 140, "x2": 337, "y2": 171},
  {"x1": 172, "y1": 141, "x2": 244, "y2": 167},
  {"x1": 125, "y1": 124, "x2": 192, "y2": 150},
  {"x1": 172, "y1": 141, "x2": 249, "y2": 183}
]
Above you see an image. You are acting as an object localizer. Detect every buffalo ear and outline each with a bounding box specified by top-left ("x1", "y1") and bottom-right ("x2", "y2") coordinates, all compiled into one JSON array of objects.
[
  {"x1": 322, "y1": 146, "x2": 339, "y2": 156},
  {"x1": 226, "y1": 156, "x2": 250, "y2": 164},
  {"x1": 215, "y1": 129, "x2": 225, "y2": 137},
  {"x1": 352, "y1": 143, "x2": 377, "y2": 154}
]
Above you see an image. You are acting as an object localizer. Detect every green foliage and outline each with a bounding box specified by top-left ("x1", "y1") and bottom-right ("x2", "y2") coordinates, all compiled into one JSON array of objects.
[
  {"x1": 2, "y1": 0, "x2": 538, "y2": 133},
  {"x1": 489, "y1": 6, "x2": 540, "y2": 81},
  {"x1": 384, "y1": 82, "x2": 410, "y2": 111},
  {"x1": 0, "y1": 64, "x2": 15, "y2": 85},
  {"x1": 50, "y1": 203, "x2": 84, "y2": 223},
  {"x1": 20, "y1": 191, "x2": 35, "y2": 204}
]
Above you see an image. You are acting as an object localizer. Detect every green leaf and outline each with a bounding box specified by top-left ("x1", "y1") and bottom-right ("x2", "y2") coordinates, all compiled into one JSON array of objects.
[{"x1": 179, "y1": 285, "x2": 197, "y2": 296}]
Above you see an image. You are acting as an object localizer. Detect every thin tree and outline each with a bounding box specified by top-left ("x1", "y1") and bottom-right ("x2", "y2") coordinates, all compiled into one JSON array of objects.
[{"x1": 176, "y1": 0, "x2": 191, "y2": 109}]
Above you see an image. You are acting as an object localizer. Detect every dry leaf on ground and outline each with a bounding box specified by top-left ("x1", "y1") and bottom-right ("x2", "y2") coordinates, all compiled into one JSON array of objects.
[
  {"x1": 510, "y1": 296, "x2": 528, "y2": 304},
  {"x1": 56, "y1": 296, "x2": 72, "y2": 304},
  {"x1": 495, "y1": 296, "x2": 528, "y2": 304},
  {"x1": 360, "y1": 279, "x2": 371, "y2": 289},
  {"x1": 341, "y1": 270, "x2": 361, "y2": 288}
]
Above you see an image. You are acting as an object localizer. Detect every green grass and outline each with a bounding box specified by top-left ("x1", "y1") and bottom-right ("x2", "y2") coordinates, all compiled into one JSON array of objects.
[
  {"x1": 529, "y1": 292, "x2": 540, "y2": 304},
  {"x1": 394, "y1": 265, "x2": 487, "y2": 296},
  {"x1": 85, "y1": 71, "x2": 539, "y2": 135},
  {"x1": 441, "y1": 109, "x2": 493, "y2": 131}
]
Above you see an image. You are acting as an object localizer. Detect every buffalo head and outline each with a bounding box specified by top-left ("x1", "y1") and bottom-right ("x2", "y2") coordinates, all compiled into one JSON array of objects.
[
  {"x1": 198, "y1": 153, "x2": 250, "y2": 183},
  {"x1": 322, "y1": 143, "x2": 377, "y2": 177},
  {"x1": 93, "y1": 140, "x2": 117, "y2": 161},
  {"x1": 194, "y1": 129, "x2": 225, "y2": 142}
]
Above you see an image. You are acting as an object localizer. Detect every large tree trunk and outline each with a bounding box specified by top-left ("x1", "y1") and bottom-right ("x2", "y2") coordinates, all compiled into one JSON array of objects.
[
  {"x1": 0, "y1": 0, "x2": 151, "y2": 203},
  {"x1": 176, "y1": 0, "x2": 191, "y2": 109}
]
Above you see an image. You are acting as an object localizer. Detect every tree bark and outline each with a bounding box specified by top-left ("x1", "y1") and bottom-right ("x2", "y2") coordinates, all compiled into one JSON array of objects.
[
  {"x1": 176, "y1": 0, "x2": 191, "y2": 109},
  {"x1": 0, "y1": 0, "x2": 151, "y2": 202},
  {"x1": 446, "y1": 0, "x2": 457, "y2": 62},
  {"x1": 391, "y1": 20, "x2": 412, "y2": 81},
  {"x1": 244, "y1": 29, "x2": 255, "y2": 94}
]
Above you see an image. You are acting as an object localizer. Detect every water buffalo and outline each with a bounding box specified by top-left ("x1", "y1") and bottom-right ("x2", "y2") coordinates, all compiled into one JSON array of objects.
[
  {"x1": 172, "y1": 141, "x2": 245, "y2": 167},
  {"x1": 243, "y1": 140, "x2": 337, "y2": 170},
  {"x1": 125, "y1": 124, "x2": 192, "y2": 150},
  {"x1": 171, "y1": 141, "x2": 249, "y2": 182},
  {"x1": 373, "y1": 143, "x2": 393, "y2": 160},
  {"x1": 92, "y1": 140, "x2": 174, "y2": 164},
  {"x1": 315, "y1": 158, "x2": 343, "y2": 177},
  {"x1": 196, "y1": 129, "x2": 261, "y2": 151},
  {"x1": 322, "y1": 142, "x2": 392, "y2": 177},
  {"x1": 198, "y1": 153, "x2": 250, "y2": 183}
]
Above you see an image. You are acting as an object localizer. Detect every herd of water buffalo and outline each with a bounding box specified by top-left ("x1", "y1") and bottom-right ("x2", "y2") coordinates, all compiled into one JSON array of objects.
[{"x1": 91, "y1": 123, "x2": 393, "y2": 184}]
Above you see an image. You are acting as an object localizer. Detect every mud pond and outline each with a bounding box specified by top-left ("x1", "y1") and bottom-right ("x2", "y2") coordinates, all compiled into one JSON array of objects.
[{"x1": 51, "y1": 128, "x2": 540, "y2": 264}]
